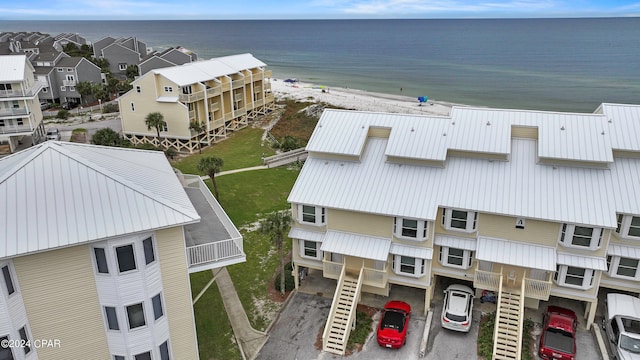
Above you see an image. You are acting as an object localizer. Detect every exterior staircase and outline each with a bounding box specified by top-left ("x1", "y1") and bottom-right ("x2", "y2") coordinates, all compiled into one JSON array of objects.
[
  {"x1": 492, "y1": 280, "x2": 526, "y2": 360},
  {"x1": 322, "y1": 267, "x2": 364, "y2": 355}
]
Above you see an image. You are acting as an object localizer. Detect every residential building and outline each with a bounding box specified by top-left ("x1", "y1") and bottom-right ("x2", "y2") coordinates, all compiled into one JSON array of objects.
[
  {"x1": 93, "y1": 37, "x2": 148, "y2": 79},
  {"x1": 0, "y1": 141, "x2": 245, "y2": 359},
  {"x1": 139, "y1": 46, "x2": 198, "y2": 76},
  {"x1": 119, "y1": 53, "x2": 274, "y2": 153},
  {"x1": 50, "y1": 57, "x2": 103, "y2": 106},
  {"x1": 0, "y1": 55, "x2": 44, "y2": 155},
  {"x1": 287, "y1": 104, "x2": 640, "y2": 356}
]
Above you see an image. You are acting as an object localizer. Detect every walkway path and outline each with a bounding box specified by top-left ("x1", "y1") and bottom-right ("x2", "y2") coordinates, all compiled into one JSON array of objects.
[{"x1": 215, "y1": 267, "x2": 268, "y2": 360}]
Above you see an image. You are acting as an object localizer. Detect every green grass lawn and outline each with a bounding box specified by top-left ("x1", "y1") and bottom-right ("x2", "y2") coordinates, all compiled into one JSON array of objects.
[{"x1": 172, "y1": 127, "x2": 276, "y2": 174}]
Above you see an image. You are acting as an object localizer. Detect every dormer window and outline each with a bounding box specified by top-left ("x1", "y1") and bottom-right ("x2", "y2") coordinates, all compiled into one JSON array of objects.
[
  {"x1": 441, "y1": 208, "x2": 477, "y2": 233},
  {"x1": 558, "y1": 224, "x2": 602, "y2": 250},
  {"x1": 298, "y1": 205, "x2": 326, "y2": 226},
  {"x1": 394, "y1": 217, "x2": 428, "y2": 240},
  {"x1": 616, "y1": 214, "x2": 640, "y2": 239}
]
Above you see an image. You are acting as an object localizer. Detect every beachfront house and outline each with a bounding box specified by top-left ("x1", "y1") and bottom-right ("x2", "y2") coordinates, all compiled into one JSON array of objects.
[
  {"x1": 0, "y1": 141, "x2": 244, "y2": 359},
  {"x1": 288, "y1": 104, "x2": 640, "y2": 356},
  {"x1": 93, "y1": 36, "x2": 149, "y2": 79},
  {"x1": 118, "y1": 53, "x2": 274, "y2": 153},
  {"x1": 0, "y1": 55, "x2": 45, "y2": 155},
  {"x1": 138, "y1": 46, "x2": 198, "y2": 76}
]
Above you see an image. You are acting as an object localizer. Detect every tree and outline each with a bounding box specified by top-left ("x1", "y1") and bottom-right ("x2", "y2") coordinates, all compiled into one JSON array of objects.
[
  {"x1": 259, "y1": 210, "x2": 292, "y2": 297},
  {"x1": 125, "y1": 64, "x2": 139, "y2": 81},
  {"x1": 145, "y1": 112, "x2": 166, "y2": 146},
  {"x1": 76, "y1": 81, "x2": 94, "y2": 106},
  {"x1": 91, "y1": 57, "x2": 110, "y2": 73},
  {"x1": 91, "y1": 128, "x2": 129, "y2": 147},
  {"x1": 196, "y1": 156, "x2": 224, "y2": 200},
  {"x1": 189, "y1": 120, "x2": 206, "y2": 154}
]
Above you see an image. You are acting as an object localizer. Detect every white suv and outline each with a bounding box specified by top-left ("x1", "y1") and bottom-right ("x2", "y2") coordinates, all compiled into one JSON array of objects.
[{"x1": 605, "y1": 293, "x2": 640, "y2": 359}]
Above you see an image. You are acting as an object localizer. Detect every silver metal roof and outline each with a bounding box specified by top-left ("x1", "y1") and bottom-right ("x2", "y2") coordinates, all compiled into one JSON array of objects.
[
  {"x1": 556, "y1": 252, "x2": 607, "y2": 270},
  {"x1": 0, "y1": 54, "x2": 28, "y2": 82},
  {"x1": 476, "y1": 236, "x2": 556, "y2": 271},
  {"x1": 434, "y1": 235, "x2": 478, "y2": 251},
  {"x1": 389, "y1": 243, "x2": 433, "y2": 259},
  {"x1": 290, "y1": 105, "x2": 640, "y2": 227},
  {"x1": 0, "y1": 142, "x2": 199, "y2": 260},
  {"x1": 151, "y1": 53, "x2": 266, "y2": 87},
  {"x1": 288, "y1": 227, "x2": 325, "y2": 242},
  {"x1": 607, "y1": 243, "x2": 640, "y2": 259},
  {"x1": 319, "y1": 230, "x2": 390, "y2": 262}
]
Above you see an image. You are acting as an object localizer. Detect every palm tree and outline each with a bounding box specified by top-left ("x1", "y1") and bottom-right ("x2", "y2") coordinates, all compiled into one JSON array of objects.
[
  {"x1": 145, "y1": 112, "x2": 166, "y2": 146},
  {"x1": 259, "y1": 210, "x2": 292, "y2": 297},
  {"x1": 189, "y1": 120, "x2": 206, "y2": 154},
  {"x1": 76, "y1": 81, "x2": 94, "y2": 106},
  {"x1": 197, "y1": 156, "x2": 224, "y2": 200}
]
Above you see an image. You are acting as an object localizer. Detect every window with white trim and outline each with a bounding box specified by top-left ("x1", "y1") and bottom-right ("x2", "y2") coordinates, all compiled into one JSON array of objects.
[
  {"x1": 438, "y1": 247, "x2": 474, "y2": 269},
  {"x1": 126, "y1": 303, "x2": 146, "y2": 330},
  {"x1": 104, "y1": 306, "x2": 119, "y2": 331},
  {"x1": 607, "y1": 255, "x2": 640, "y2": 279},
  {"x1": 554, "y1": 265, "x2": 594, "y2": 290},
  {"x1": 57, "y1": 68, "x2": 63, "y2": 72},
  {"x1": 119, "y1": 63, "x2": 127, "y2": 71},
  {"x1": 114, "y1": 356, "x2": 125, "y2": 360},
  {"x1": 0, "y1": 336, "x2": 13, "y2": 359},
  {"x1": 69, "y1": 86, "x2": 75, "y2": 92},
  {"x1": 160, "y1": 340, "x2": 170, "y2": 360},
  {"x1": 558, "y1": 224, "x2": 602, "y2": 250},
  {"x1": 134, "y1": 352, "x2": 152, "y2": 360},
  {"x1": 394, "y1": 217, "x2": 428, "y2": 240},
  {"x1": 163, "y1": 86, "x2": 173, "y2": 93},
  {"x1": 18, "y1": 326, "x2": 30, "y2": 355},
  {"x1": 392, "y1": 255, "x2": 425, "y2": 277},
  {"x1": 60, "y1": 86, "x2": 66, "y2": 91},
  {"x1": 116, "y1": 244, "x2": 137, "y2": 273},
  {"x1": 299, "y1": 240, "x2": 322, "y2": 260},
  {"x1": 441, "y1": 208, "x2": 477, "y2": 232},
  {"x1": 298, "y1": 205, "x2": 326, "y2": 226},
  {"x1": 93, "y1": 248, "x2": 109, "y2": 274},
  {"x1": 131, "y1": 102, "x2": 135, "y2": 111},
  {"x1": 143, "y1": 237, "x2": 155, "y2": 265},
  {"x1": 152, "y1": 293, "x2": 164, "y2": 320},
  {"x1": 2, "y1": 264, "x2": 16, "y2": 296},
  {"x1": 136, "y1": 85, "x2": 141, "y2": 93},
  {"x1": 616, "y1": 214, "x2": 640, "y2": 239}
]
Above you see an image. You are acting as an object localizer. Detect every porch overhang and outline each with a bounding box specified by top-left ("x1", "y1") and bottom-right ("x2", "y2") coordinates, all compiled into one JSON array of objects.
[
  {"x1": 434, "y1": 234, "x2": 477, "y2": 251},
  {"x1": 476, "y1": 236, "x2": 556, "y2": 271},
  {"x1": 320, "y1": 230, "x2": 391, "y2": 262},
  {"x1": 607, "y1": 244, "x2": 640, "y2": 259},
  {"x1": 557, "y1": 252, "x2": 607, "y2": 270},
  {"x1": 390, "y1": 243, "x2": 433, "y2": 259},
  {"x1": 289, "y1": 227, "x2": 325, "y2": 242}
]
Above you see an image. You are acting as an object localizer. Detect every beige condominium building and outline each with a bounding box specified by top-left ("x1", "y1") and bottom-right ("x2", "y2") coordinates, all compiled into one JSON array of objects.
[
  {"x1": 287, "y1": 104, "x2": 640, "y2": 356},
  {"x1": 119, "y1": 53, "x2": 274, "y2": 153},
  {"x1": 0, "y1": 141, "x2": 244, "y2": 359},
  {"x1": 0, "y1": 55, "x2": 45, "y2": 155}
]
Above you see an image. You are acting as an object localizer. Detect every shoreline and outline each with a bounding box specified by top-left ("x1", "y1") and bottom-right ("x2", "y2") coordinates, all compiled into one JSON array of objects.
[{"x1": 270, "y1": 79, "x2": 459, "y2": 117}]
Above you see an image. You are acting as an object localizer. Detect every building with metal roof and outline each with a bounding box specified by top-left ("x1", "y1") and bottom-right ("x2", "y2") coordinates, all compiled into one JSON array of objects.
[
  {"x1": 0, "y1": 141, "x2": 244, "y2": 359},
  {"x1": 119, "y1": 53, "x2": 274, "y2": 153},
  {"x1": 287, "y1": 104, "x2": 640, "y2": 356}
]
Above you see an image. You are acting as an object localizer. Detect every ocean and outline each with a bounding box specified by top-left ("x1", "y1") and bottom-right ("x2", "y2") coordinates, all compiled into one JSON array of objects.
[{"x1": 1, "y1": 18, "x2": 639, "y2": 112}]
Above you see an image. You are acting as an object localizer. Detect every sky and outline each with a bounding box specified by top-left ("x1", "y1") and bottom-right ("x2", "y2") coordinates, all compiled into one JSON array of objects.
[{"x1": 1, "y1": 0, "x2": 640, "y2": 20}]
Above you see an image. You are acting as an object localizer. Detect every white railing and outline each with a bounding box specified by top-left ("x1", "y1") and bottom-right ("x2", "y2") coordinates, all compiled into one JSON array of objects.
[
  {"x1": 232, "y1": 79, "x2": 244, "y2": 89},
  {"x1": 492, "y1": 275, "x2": 504, "y2": 359},
  {"x1": 0, "y1": 107, "x2": 29, "y2": 117},
  {"x1": 524, "y1": 274, "x2": 552, "y2": 300},
  {"x1": 474, "y1": 266, "x2": 501, "y2": 292},
  {"x1": 516, "y1": 280, "x2": 526, "y2": 360},
  {"x1": 263, "y1": 147, "x2": 308, "y2": 168},
  {"x1": 323, "y1": 265, "x2": 347, "y2": 351},
  {"x1": 341, "y1": 268, "x2": 364, "y2": 345},
  {"x1": 187, "y1": 239, "x2": 243, "y2": 266},
  {"x1": 363, "y1": 266, "x2": 387, "y2": 288},
  {"x1": 323, "y1": 259, "x2": 343, "y2": 279},
  {"x1": 0, "y1": 83, "x2": 41, "y2": 98}
]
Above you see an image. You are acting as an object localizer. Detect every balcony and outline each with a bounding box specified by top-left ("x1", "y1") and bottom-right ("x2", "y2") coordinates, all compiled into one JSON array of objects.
[
  {"x1": 0, "y1": 107, "x2": 29, "y2": 118},
  {"x1": 63, "y1": 79, "x2": 76, "y2": 87},
  {"x1": 231, "y1": 79, "x2": 244, "y2": 89},
  {"x1": 179, "y1": 91, "x2": 205, "y2": 103},
  {"x1": 474, "y1": 266, "x2": 501, "y2": 292},
  {"x1": 264, "y1": 70, "x2": 273, "y2": 78},
  {"x1": 181, "y1": 174, "x2": 245, "y2": 273},
  {"x1": 323, "y1": 258, "x2": 343, "y2": 280},
  {"x1": 0, "y1": 83, "x2": 42, "y2": 99},
  {"x1": 474, "y1": 263, "x2": 552, "y2": 301},
  {"x1": 363, "y1": 266, "x2": 387, "y2": 288}
]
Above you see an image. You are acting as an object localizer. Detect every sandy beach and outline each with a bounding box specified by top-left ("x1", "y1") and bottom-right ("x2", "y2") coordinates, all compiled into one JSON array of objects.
[{"x1": 270, "y1": 79, "x2": 457, "y2": 117}]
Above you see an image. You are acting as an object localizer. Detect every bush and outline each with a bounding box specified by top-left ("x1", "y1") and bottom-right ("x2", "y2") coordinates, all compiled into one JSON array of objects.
[
  {"x1": 102, "y1": 103, "x2": 119, "y2": 113},
  {"x1": 477, "y1": 312, "x2": 535, "y2": 360},
  {"x1": 92, "y1": 128, "x2": 127, "y2": 147},
  {"x1": 56, "y1": 109, "x2": 69, "y2": 119},
  {"x1": 280, "y1": 135, "x2": 302, "y2": 152},
  {"x1": 274, "y1": 261, "x2": 295, "y2": 292},
  {"x1": 347, "y1": 311, "x2": 373, "y2": 349}
]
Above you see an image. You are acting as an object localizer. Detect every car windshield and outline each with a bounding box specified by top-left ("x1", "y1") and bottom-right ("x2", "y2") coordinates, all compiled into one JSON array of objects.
[
  {"x1": 620, "y1": 334, "x2": 640, "y2": 353},
  {"x1": 381, "y1": 310, "x2": 405, "y2": 332}
]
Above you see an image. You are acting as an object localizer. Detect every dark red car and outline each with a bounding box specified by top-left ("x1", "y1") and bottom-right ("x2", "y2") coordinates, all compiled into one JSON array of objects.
[
  {"x1": 539, "y1": 306, "x2": 577, "y2": 360},
  {"x1": 377, "y1": 300, "x2": 411, "y2": 348}
]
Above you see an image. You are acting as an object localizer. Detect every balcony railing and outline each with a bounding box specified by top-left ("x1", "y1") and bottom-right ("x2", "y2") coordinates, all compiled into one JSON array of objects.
[
  {"x1": 524, "y1": 275, "x2": 552, "y2": 301},
  {"x1": 231, "y1": 79, "x2": 244, "y2": 89},
  {"x1": 0, "y1": 123, "x2": 36, "y2": 135},
  {"x1": 187, "y1": 239, "x2": 243, "y2": 267},
  {"x1": 474, "y1": 267, "x2": 501, "y2": 292},
  {"x1": 209, "y1": 102, "x2": 220, "y2": 111},
  {"x1": 264, "y1": 70, "x2": 273, "y2": 78},
  {"x1": 0, "y1": 107, "x2": 29, "y2": 117},
  {"x1": 363, "y1": 266, "x2": 387, "y2": 288},
  {"x1": 323, "y1": 259, "x2": 343, "y2": 280},
  {"x1": 63, "y1": 80, "x2": 76, "y2": 87},
  {"x1": 0, "y1": 83, "x2": 42, "y2": 99},
  {"x1": 179, "y1": 91, "x2": 205, "y2": 103},
  {"x1": 206, "y1": 87, "x2": 221, "y2": 98}
]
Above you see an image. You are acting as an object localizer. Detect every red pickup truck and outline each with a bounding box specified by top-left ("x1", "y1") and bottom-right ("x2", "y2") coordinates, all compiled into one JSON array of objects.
[{"x1": 538, "y1": 306, "x2": 577, "y2": 360}]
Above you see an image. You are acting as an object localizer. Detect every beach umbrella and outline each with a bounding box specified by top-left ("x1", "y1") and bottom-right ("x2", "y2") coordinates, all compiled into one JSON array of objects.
[{"x1": 418, "y1": 96, "x2": 428, "y2": 103}]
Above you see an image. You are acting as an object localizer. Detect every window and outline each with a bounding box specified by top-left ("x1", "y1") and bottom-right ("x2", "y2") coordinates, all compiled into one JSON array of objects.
[
  {"x1": 182, "y1": 86, "x2": 192, "y2": 94},
  {"x1": 2, "y1": 265, "x2": 15, "y2": 295},
  {"x1": 105, "y1": 306, "x2": 119, "y2": 330},
  {"x1": 162, "y1": 124, "x2": 168, "y2": 132},
  {"x1": 94, "y1": 247, "x2": 109, "y2": 273},
  {"x1": 559, "y1": 224, "x2": 602, "y2": 250},
  {"x1": 116, "y1": 244, "x2": 137, "y2": 273},
  {"x1": 438, "y1": 247, "x2": 474, "y2": 269},
  {"x1": 66, "y1": 68, "x2": 73, "y2": 72},
  {"x1": 392, "y1": 255, "x2": 425, "y2": 277},
  {"x1": 298, "y1": 205, "x2": 326, "y2": 225},
  {"x1": 65, "y1": 74, "x2": 75, "y2": 81},
  {"x1": 616, "y1": 215, "x2": 640, "y2": 239},
  {"x1": 16, "y1": 119, "x2": 23, "y2": 126},
  {"x1": 554, "y1": 265, "x2": 594, "y2": 290},
  {"x1": 18, "y1": 327, "x2": 30, "y2": 354},
  {"x1": 0, "y1": 336, "x2": 13, "y2": 359},
  {"x1": 143, "y1": 237, "x2": 155, "y2": 265},
  {"x1": 126, "y1": 303, "x2": 146, "y2": 329},
  {"x1": 299, "y1": 240, "x2": 322, "y2": 260},
  {"x1": 163, "y1": 86, "x2": 173, "y2": 92},
  {"x1": 114, "y1": 356, "x2": 125, "y2": 360},
  {"x1": 394, "y1": 217, "x2": 428, "y2": 240},
  {"x1": 60, "y1": 86, "x2": 66, "y2": 91},
  {"x1": 119, "y1": 63, "x2": 127, "y2": 71},
  {"x1": 42, "y1": 87, "x2": 48, "y2": 93},
  {"x1": 134, "y1": 352, "x2": 152, "y2": 360},
  {"x1": 160, "y1": 341, "x2": 170, "y2": 360},
  {"x1": 152, "y1": 293, "x2": 164, "y2": 320},
  {"x1": 57, "y1": 68, "x2": 64, "y2": 72},
  {"x1": 441, "y1": 208, "x2": 478, "y2": 232},
  {"x1": 69, "y1": 86, "x2": 75, "y2": 92},
  {"x1": 136, "y1": 85, "x2": 141, "y2": 93},
  {"x1": 130, "y1": 102, "x2": 135, "y2": 111},
  {"x1": 607, "y1": 255, "x2": 640, "y2": 279}
]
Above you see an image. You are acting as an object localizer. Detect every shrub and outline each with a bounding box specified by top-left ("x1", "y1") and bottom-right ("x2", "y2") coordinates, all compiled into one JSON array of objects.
[
  {"x1": 56, "y1": 109, "x2": 69, "y2": 119},
  {"x1": 477, "y1": 312, "x2": 535, "y2": 360},
  {"x1": 274, "y1": 261, "x2": 295, "y2": 292},
  {"x1": 280, "y1": 135, "x2": 302, "y2": 152},
  {"x1": 347, "y1": 311, "x2": 373, "y2": 349},
  {"x1": 102, "y1": 103, "x2": 119, "y2": 113}
]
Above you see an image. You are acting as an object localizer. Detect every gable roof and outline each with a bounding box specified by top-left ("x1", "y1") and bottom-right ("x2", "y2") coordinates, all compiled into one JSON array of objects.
[
  {"x1": 0, "y1": 142, "x2": 199, "y2": 260},
  {"x1": 0, "y1": 55, "x2": 28, "y2": 82}
]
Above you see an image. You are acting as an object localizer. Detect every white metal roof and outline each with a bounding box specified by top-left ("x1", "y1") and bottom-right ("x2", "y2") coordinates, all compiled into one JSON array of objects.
[
  {"x1": 556, "y1": 252, "x2": 607, "y2": 270},
  {"x1": 319, "y1": 230, "x2": 391, "y2": 262},
  {"x1": 434, "y1": 235, "x2": 478, "y2": 251},
  {"x1": 152, "y1": 53, "x2": 266, "y2": 87},
  {"x1": 288, "y1": 227, "x2": 325, "y2": 243},
  {"x1": 0, "y1": 55, "x2": 28, "y2": 82},
  {"x1": 0, "y1": 141, "x2": 200, "y2": 260},
  {"x1": 598, "y1": 103, "x2": 640, "y2": 152},
  {"x1": 607, "y1": 293, "x2": 640, "y2": 321},
  {"x1": 389, "y1": 243, "x2": 433, "y2": 259},
  {"x1": 476, "y1": 236, "x2": 556, "y2": 271},
  {"x1": 607, "y1": 244, "x2": 640, "y2": 259},
  {"x1": 290, "y1": 105, "x2": 640, "y2": 227}
]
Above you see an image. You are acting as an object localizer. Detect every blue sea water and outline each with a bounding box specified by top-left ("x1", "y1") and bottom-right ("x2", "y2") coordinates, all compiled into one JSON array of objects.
[{"x1": 1, "y1": 18, "x2": 639, "y2": 112}]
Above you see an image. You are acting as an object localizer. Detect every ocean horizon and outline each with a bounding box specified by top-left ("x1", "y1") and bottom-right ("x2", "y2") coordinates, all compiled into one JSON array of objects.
[{"x1": 2, "y1": 18, "x2": 639, "y2": 112}]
